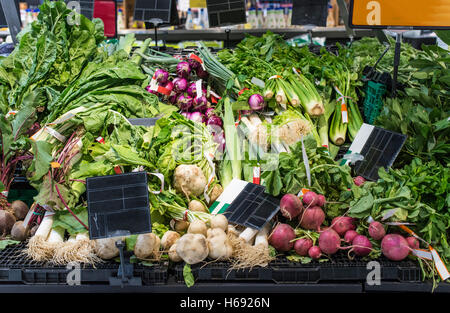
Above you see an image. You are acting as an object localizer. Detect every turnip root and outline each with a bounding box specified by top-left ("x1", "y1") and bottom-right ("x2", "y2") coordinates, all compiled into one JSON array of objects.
[
  {"x1": 210, "y1": 214, "x2": 228, "y2": 232},
  {"x1": 368, "y1": 221, "x2": 386, "y2": 240},
  {"x1": 207, "y1": 228, "x2": 233, "y2": 260},
  {"x1": 280, "y1": 194, "x2": 303, "y2": 220},
  {"x1": 173, "y1": 164, "x2": 207, "y2": 198},
  {"x1": 187, "y1": 220, "x2": 208, "y2": 237},
  {"x1": 0, "y1": 210, "x2": 16, "y2": 235},
  {"x1": 344, "y1": 230, "x2": 359, "y2": 243},
  {"x1": 11, "y1": 221, "x2": 29, "y2": 241},
  {"x1": 308, "y1": 246, "x2": 321, "y2": 259},
  {"x1": 406, "y1": 237, "x2": 419, "y2": 250},
  {"x1": 94, "y1": 236, "x2": 124, "y2": 260},
  {"x1": 294, "y1": 238, "x2": 313, "y2": 256},
  {"x1": 299, "y1": 207, "x2": 325, "y2": 230},
  {"x1": 134, "y1": 233, "x2": 159, "y2": 259},
  {"x1": 208, "y1": 184, "x2": 223, "y2": 206},
  {"x1": 188, "y1": 200, "x2": 208, "y2": 213},
  {"x1": 161, "y1": 231, "x2": 180, "y2": 250},
  {"x1": 25, "y1": 214, "x2": 55, "y2": 262},
  {"x1": 174, "y1": 220, "x2": 190, "y2": 232},
  {"x1": 381, "y1": 234, "x2": 410, "y2": 261},
  {"x1": 268, "y1": 223, "x2": 295, "y2": 252},
  {"x1": 227, "y1": 225, "x2": 240, "y2": 238},
  {"x1": 11, "y1": 200, "x2": 29, "y2": 220},
  {"x1": 53, "y1": 233, "x2": 100, "y2": 265},
  {"x1": 351, "y1": 235, "x2": 372, "y2": 256},
  {"x1": 302, "y1": 191, "x2": 318, "y2": 207},
  {"x1": 168, "y1": 243, "x2": 182, "y2": 262},
  {"x1": 176, "y1": 233, "x2": 209, "y2": 264},
  {"x1": 331, "y1": 216, "x2": 356, "y2": 236},
  {"x1": 318, "y1": 228, "x2": 341, "y2": 255},
  {"x1": 316, "y1": 194, "x2": 326, "y2": 207}
]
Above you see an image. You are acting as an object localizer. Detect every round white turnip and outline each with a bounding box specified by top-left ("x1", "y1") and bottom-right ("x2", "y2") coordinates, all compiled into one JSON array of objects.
[
  {"x1": 173, "y1": 164, "x2": 207, "y2": 197},
  {"x1": 161, "y1": 231, "x2": 180, "y2": 250},
  {"x1": 210, "y1": 214, "x2": 228, "y2": 232},
  {"x1": 187, "y1": 220, "x2": 208, "y2": 237},
  {"x1": 176, "y1": 233, "x2": 209, "y2": 264},
  {"x1": 188, "y1": 200, "x2": 208, "y2": 213}
]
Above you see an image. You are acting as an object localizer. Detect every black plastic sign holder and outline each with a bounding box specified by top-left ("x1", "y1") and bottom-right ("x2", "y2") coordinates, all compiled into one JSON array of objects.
[{"x1": 87, "y1": 171, "x2": 152, "y2": 287}]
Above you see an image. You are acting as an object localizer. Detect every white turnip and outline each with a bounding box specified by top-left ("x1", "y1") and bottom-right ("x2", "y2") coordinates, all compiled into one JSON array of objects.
[
  {"x1": 268, "y1": 223, "x2": 295, "y2": 252},
  {"x1": 318, "y1": 228, "x2": 341, "y2": 255},
  {"x1": 174, "y1": 220, "x2": 190, "y2": 232},
  {"x1": 308, "y1": 246, "x2": 321, "y2": 259},
  {"x1": 168, "y1": 243, "x2": 182, "y2": 262},
  {"x1": 161, "y1": 231, "x2": 180, "y2": 250},
  {"x1": 173, "y1": 164, "x2": 207, "y2": 197},
  {"x1": 207, "y1": 228, "x2": 233, "y2": 260},
  {"x1": 280, "y1": 194, "x2": 303, "y2": 220},
  {"x1": 208, "y1": 184, "x2": 223, "y2": 206},
  {"x1": 210, "y1": 214, "x2": 228, "y2": 232},
  {"x1": 188, "y1": 220, "x2": 208, "y2": 237},
  {"x1": 344, "y1": 230, "x2": 359, "y2": 244},
  {"x1": 294, "y1": 238, "x2": 313, "y2": 256},
  {"x1": 331, "y1": 216, "x2": 356, "y2": 236},
  {"x1": 188, "y1": 200, "x2": 208, "y2": 213},
  {"x1": 406, "y1": 237, "x2": 419, "y2": 250},
  {"x1": 94, "y1": 237, "x2": 122, "y2": 260},
  {"x1": 176, "y1": 233, "x2": 209, "y2": 264},
  {"x1": 299, "y1": 206, "x2": 325, "y2": 230},
  {"x1": 134, "y1": 233, "x2": 159, "y2": 259},
  {"x1": 368, "y1": 221, "x2": 386, "y2": 240},
  {"x1": 302, "y1": 191, "x2": 318, "y2": 207},
  {"x1": 381, "y1": 234, "x2": 410, "y2": 261},
  {"x1": 351, "y1": 235, "x2": 372, "y2": 256}
]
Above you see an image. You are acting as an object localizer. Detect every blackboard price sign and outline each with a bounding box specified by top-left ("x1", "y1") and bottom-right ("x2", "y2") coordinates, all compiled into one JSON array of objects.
[
  {"x1": 291, "y1": 0, "x2": 328, "y2": 27},
  {"x1": 206, "y1": 0, "x2": 246, "y2": 28},
  {"x1": 133, "y1": 0, "x2": 172, "y2": 25}
]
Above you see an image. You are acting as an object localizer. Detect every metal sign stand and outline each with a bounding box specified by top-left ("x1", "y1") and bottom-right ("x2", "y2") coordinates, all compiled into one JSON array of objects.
[
  {"x1": 0, "y1": 0, "x2": 21, "y2": 44},
  {"x1": 109, "y1": 239, "x2": 142, "y2": 287},
  {"x1": 392, "y1": 32, "x2": 402, "y2": 97}
]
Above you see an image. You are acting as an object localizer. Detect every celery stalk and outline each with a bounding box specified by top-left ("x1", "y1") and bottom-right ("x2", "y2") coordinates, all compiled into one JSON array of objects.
[{"x1": 223, "y1": 97, "x2": 242, "y2": 181}]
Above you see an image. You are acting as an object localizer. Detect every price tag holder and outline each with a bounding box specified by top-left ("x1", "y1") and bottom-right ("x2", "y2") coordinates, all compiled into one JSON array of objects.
[
  {"x1": 206, "y1": 0, "x2": 246, "y2": 27},
  {"x1": 133, "y1": 0, "x2": 173, "y2": 24}
]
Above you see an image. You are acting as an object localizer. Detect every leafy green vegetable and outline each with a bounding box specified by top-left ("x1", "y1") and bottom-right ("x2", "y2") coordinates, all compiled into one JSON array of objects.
[
  {"x1": 183, "y1": 264, "x2": 195, "y2": 288},
  {"x1": 0, "y1": 240, "x2": 20, "y2": 250}
]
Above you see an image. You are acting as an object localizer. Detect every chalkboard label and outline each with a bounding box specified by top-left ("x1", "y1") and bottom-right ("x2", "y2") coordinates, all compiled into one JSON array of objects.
[
  {"x1": 206, "y1": 0, "x2": 246, "y2": 27},
  {"x1": 133, "y1": 0, "x2": 172, "y2": 24},
  {"x1": 291, "y1": 0, "x2": 328, "y2": 27}
]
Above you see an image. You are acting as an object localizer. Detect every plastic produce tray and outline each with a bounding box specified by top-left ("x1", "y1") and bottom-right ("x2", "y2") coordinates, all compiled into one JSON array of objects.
[
  {"x1": 0, "y1": 243, "x2": 168, "y2": 285},
  {"x1": 174, "y1": 251, "x2": 420, "y2": 284}
]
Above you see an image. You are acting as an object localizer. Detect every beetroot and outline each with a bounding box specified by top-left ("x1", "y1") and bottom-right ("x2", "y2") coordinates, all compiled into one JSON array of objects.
[
  {"x1": 318, "y1": 228, "x2": 341, "y2": 255},
  {"x1": 381, "y1": 234, "x2": 410, "y2": 261},
  {"x1": 299, "y1": 206, "x2": 325, "y2": 230},
  {"x1": 280, "y1": 194, "x2": 303, "y2": 220},
  {"x1": 302, "y1": 191, "x2": 318, "y2": 207},
  {"x1": 316, "y1": 194, "x2": 326, "y2": 207},
  {"x1": 268, "y1": 223, "x2": 296, "y2": 252},
  {"x1": 0, "y1": 210, "x2": 16, "y2": 235},
  {"x1": 368, "y1": 221, "x2": 386, "y2": 240},
  {"x1": 352, "y1": 235, "x2": 372, "y2": 256},
  {"x1": 406, "y1": 237, "x2": 420, "y2": 250},
  {"x1": 294, "y1": 238, "x2": 313, "y2": 256},
  {"x1": 344, "y1": 230, "x2": 359, "y2": 244},
  {"x1": 331, "y1": 216, "x2": 356, "y2": 236},
  {"x1": 308, "y1": 246, "x2": 321, "y2": 259},
  {"x1": 353, "y1": 176, "x2": 366, "y2": 186}
]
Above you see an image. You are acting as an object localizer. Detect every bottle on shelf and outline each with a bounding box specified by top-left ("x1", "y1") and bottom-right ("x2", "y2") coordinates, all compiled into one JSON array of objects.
[
  {"x1": 185, "y1": 8, "x2": 194, "y2": 30},
  {"x1": 118, "y1": 8, "x2": 124, "y2": 30},
  {"x1": 247, "y1": 8, "x2": 257, "y2": 29},
  {"x1": 257, "y1": 8, "x2": 264, "y2": 29}
]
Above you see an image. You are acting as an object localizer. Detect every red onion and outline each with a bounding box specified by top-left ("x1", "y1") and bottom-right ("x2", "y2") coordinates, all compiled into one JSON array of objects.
[
  {"x1": 206, "y1": 115, "x2": 223, "y2": 128},
  {"x1": 248, "y1": 94, "x2": 265, "y2": 111},
  {"x1": 173, "y1": 77, "x2": 188, "y2": 92},
  {"x1": 177, "y1": 93, "x2": 193, "y2": 111},
  {"x1": 176, "y1": 61, "x2": 191, "y2": 78},
  {"x1": 154, "y1": 69, "x2": 169, "y2": 84}
]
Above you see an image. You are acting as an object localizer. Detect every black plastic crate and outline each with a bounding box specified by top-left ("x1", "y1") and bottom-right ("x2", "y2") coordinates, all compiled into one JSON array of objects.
[
  {"x1": 174, "y1": 251, "x2": 420, "y2": 284},
  {"x1": 0, "y1": 243, "x2": 168, "y2": 285}
]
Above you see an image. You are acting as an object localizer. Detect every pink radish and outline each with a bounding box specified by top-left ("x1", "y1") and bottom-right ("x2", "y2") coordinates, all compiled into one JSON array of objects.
[
  {"x1": 353, "y1": 176, "x2": 366, "y2": 186},
  {"x1": 318, "y1": 228, "x2": 341, "y2": 255},
  {"x1": 316, "y1": 194, "x2": 326, "y2": 207},
  {"x1": 280, "y1": 194, "x2": 303, "y2": 220},
  {"x1": 331, "y1": 216, "x2": 356, "y2": 236},
  {"x1": 351, "y1": 235, "x2": 372, "y2": 256},
  {"x1": 268, "y1": 223, "x2": 296, "y2": 252},
  {"x1": 308, "y1": 246, "x2": 321, "y2": 259},
  {"x1": 302, "y1": 191, "x2": 318, "y2": 207},
  {"x1": 381, "y1": 234, "x2": 410, "y2": 261},
  {"x1": 299, "y1": 206, "x2": 325, "y2": 230},
  {"x1": 368, "y1": 221, "x2": 386, "y2": 240},
  {"x1": 294, "y1": 238, "x2": 313, "y2": 256},
  {"x1": 406, "y1": 237, "x2": 419, "y2": 249},
  {"x1": 344, "y1": 230, "x2": 359, "y2": 244}
]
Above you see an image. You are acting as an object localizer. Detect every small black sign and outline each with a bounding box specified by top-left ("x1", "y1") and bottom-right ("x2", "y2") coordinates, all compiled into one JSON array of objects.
[
  {"x1": 133, "y1": 0, "x2": 172, "y2": 24},
  {"x1": 87, "y1": 172, "x2": 152, "y2": 239},
  {"x1": 291, "y1": 0, "x2": 328, "y2": 27},
  {"x1": 223, "y1": 183, "x2": 280, "y2": 230},
  {"x1": 206, "y1": 0, "x2": 246, "y2": 28}
]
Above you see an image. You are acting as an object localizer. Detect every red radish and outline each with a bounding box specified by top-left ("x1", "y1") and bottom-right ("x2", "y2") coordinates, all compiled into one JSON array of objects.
[
  {"x1": 331, "y1": 216, "x2": 356, "y2": 236},
  {"x1": 316, "y1": 194, "x2": 326, "y2": 207},
  {"x1": 352, "y1": 235, "x2": 372, "y2": 256},
  {"x1": 344, "y1": 230, "x2": 359, "y2": 244},
  {"x1": 280, "y1": 194, "x2": 303, "y2": 220},
  {"x1": 381, "y1": 234, "x2": 410, "y2": 261},
  {"x1": 268, "y1": 223, "x2": 296, "y2": 252},
  {"x1": 299, "y1": 206, "x2": 325, "y2": 230},
  {"x1": 353, "y1": 176, "x2": 366, "y2": 186},
  {"x1": 308, "y1": 246, "x2": 321, "y2": 259},
  {"x1": 318, "y1": 228, "x2": 341, "y2": 255},
  {"x1": 406, "y1": 237, "x2": 419, "y2": 250},
  {"x1": 302, "y1": 191, "x2": 318, "y2": 207},
  {"x1": 294, "y1": 238, "x2": 313, "y2": 256},
  {"x1": 368, "y1": 221, "x2": 386, "y2": 240}
]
